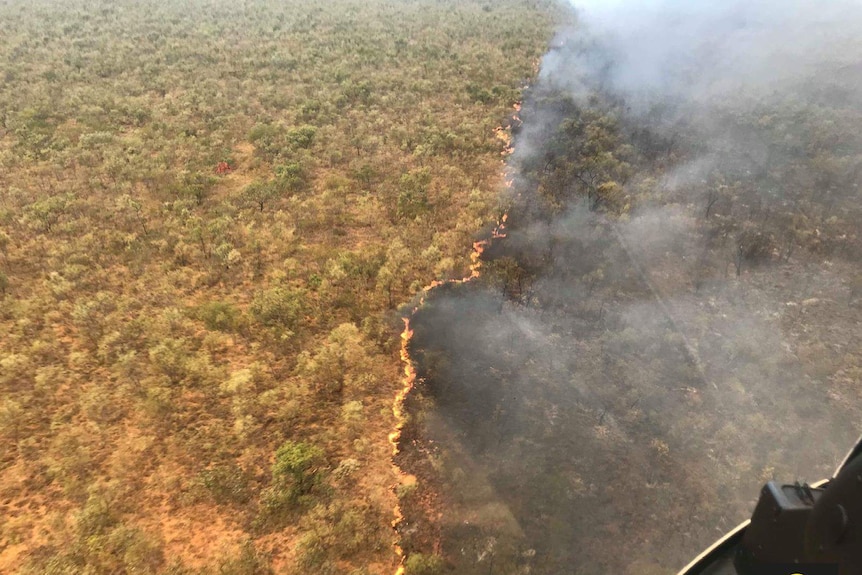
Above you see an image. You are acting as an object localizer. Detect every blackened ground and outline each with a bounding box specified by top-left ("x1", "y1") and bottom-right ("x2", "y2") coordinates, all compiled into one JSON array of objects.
[{"x1": 395, "y1": 80, "x2": 862, "y2": 573}]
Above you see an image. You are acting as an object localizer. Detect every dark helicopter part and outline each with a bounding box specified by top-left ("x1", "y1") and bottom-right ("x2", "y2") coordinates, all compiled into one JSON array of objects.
[
  {"x1": 734, "y1": 482, "x2": 828, "y2": 573},
  {"x1": 679, "y1": 436, "x2": 862, "y2": 575}
]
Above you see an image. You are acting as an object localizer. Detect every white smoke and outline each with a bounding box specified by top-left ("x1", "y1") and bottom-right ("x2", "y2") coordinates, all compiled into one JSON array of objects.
[{"x1": 554, "y1": 0, "x2": 862, "y2": 105}]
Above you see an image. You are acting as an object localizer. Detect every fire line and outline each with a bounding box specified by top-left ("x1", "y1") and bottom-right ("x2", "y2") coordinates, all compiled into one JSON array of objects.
[{"x1": 388, "y1": 102, "x2": 519, "y2": 575}]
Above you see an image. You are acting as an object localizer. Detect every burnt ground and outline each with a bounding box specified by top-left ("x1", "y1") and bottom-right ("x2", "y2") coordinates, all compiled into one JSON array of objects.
[{"x1": 395, "y1": 208, "x2": 862, "y2": 574}]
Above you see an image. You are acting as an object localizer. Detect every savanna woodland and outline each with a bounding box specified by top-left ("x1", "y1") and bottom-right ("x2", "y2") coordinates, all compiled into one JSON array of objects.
[
  {"x1": 0, "y1": 1, "x2": 557, "y2": 573},
  {"x1": 7, "y1": 0, "x2": 862, "y2": 574}
]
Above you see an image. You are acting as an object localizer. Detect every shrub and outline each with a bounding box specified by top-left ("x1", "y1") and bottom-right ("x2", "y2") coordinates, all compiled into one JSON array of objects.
[
  {"x1": 194, "y1": 301, "x2": 241, "y2": 332},
  {"x1": 397, "y1": 168, "x2": 431, "y2": 219},
  {"x1": 250, "y1": 287, "x2": 305, "y2": 331},
  {"x1": 75, "y1": 493, "x2": 117, "y2": 539},
  {"x1": 295, "y1": 530, "x2": 329, "y2": 571},
  {"x1": 198, "y1": 465, "x2": 252, "y2": 505},
  {"x1": 737, "y1": 228, "x2": 776, "y2": 264},
  {"x1": 248, "y1": 123, "x2": 285, "y2": 160},
  {"x1": 404, "y1": 553, "x2": 445, "y2": 575},
  {"x1": 272, "y1": 440, "x2": 325, "y2": 495},
  {"x1": 286, "y1": 125, "x2": 317, "y2": 149},
  {"x1": 217, "y1": 542, "x2": 273, "y2": 575},
  {"x1": 256, "y1": 441, "x2": 327, "y2": 529}
]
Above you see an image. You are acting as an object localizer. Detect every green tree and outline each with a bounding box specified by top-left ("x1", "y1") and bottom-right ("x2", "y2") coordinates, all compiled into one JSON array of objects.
[
  {"x1": 24, "y1": 194, "x2": 73, "y2": 232},
  {"x1": 397, "y1": 168, "x2": 432, "y2": 219},
  {"x1": 249, "y1": 123, "x2": 285, "y2": 160},
  {"x1": 258, "y1": 440, "x2": 327, "y2": 527},
  {"x1": 404, "y1": 553, "x2": 445, "y2": 575},
  {"x1": 179, "y1": 171, "x2": 217, "y2": 206},
  {"x1": 296, "y1": 323, "x2": 370, "y2": 397},
  {"x1": 193, "y1": 301, "x2": 242, "y2": 332},
  {"x1": 286, "y1": 125, "x2": 317, "y2": 149},
  {"x1": 250, "y1": 286, "x2": 306, "y2": 331},
  {"x1": 242, "y1": 180, "x2": 282, "y2": 212},
  {"x1": 272, "y1": 440, "x2": 326, "y2": 495},
  {"x1": 275, "y1": 162, "x2": 306, "y2": 192}
]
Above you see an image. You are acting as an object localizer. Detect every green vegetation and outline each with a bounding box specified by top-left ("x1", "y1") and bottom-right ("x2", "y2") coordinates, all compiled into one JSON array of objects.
[
  {"x1": 403, "y1": 553, "x2": 446, "y2": 575},
  {"x1": 256, "y1": 441, "x2": 328, "y2": 529},
  {"x1": 0, "y1": 0, "x2": 556, "y2": 572}
]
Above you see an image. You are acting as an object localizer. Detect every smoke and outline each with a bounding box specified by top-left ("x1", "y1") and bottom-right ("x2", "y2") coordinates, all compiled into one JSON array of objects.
[
  {"x1": 400, "y1": 2, "x2": 862, "y2": 574},
  {"x1": 552, "y1": 0, "x2": 862, "y2": 107}
]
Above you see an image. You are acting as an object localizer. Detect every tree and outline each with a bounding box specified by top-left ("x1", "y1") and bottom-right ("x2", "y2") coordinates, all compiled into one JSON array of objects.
[
  {"x1": 397, "y1": 168, "x2": 431, "y2": 219},
  {"x1": 24, "y1": 194, "x2": 72, "y2": 232},
  {"x1": 404, "y1": 553, "x2": 445, "y2": 575},
  {"x1": 117, "y1": 193, "x2": 149, "y2": 235},
  {"x1": 535, "y1": 110, "x2": 631, "y2": 213},
  {"x1": 296, "y1": 323, "x2": 370, "y2": 397},
  {"x1": 376, "y1": 238, "x2": 411, "y2": 306},
  {"x1": 242, "y1": 180, "x2": 282, "y2": 212},
  {"x1": 248, "y1": 122, "x2": 285, "y2": 160},
  {"x1": 732, "y1": 227, "x2": 776, "y2": 277},
  {"x1": 274, "y1": 162, "x2": 306, "y2": 193},
  {"x1": 250, "y1": 286, "x2": 306, "y2": 331},
  {"x1": 193, "y1": 301, "x2": 242, "y2": 332},
  {"x1": 214, "y1": 241, "x2": 242, "y2": 271},
  {"x1": 179, "y1": 171, "x2": 217, "y2": 206},
  {"x1": 286, "y1": 125, "x2": 317, "y2": 149},
  {"x1": 0, "y1": 399, "x2": 24, "y2": 446},
  {"x1": 272, "y1": 440, "x2": 325, "y2": 496},
  {"x1": 258, "y1": 440, "x2": 327, "y2": 526}
]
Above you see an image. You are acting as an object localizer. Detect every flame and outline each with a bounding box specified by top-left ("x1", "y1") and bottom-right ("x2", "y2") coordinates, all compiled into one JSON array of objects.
[
  {"x1": 512, "y1": 101, "x2": 523, "y2": 128},
  {"x1": 387, "y1": 211, "x2": 508, "y2": 456},
  {"x1": 389, "y1": 104, "x2": 519, "y2": 575},
  {"x1": 493, "y1": 102, "x2": 521, "y2": 156},
  {"x1": 388, "y1": 213, "x2": 508, "y2": 574},
  {"x1": 389, "y1": 317, "x2": 417, "y2": 457}
]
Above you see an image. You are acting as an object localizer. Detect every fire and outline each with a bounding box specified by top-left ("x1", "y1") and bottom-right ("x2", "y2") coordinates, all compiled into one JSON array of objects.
[
  {"x1": 512, "y1": 102, "x2": 523, "y2": 128},
  {"x1": 389, "y1": 104, "x2": 518, "y2": 575},
  {"x1": 389, "y1": 318, "x2": 417, "y2": 457},
  {"x1": 390, "y1": 317, "x2": 419, "y2": 575},
  {"x1": 493, "y1": 102, "x2": 521, "y2": 156},
  {"x1": 388, "y1": 213, "x2": 508, "y2": 574}
]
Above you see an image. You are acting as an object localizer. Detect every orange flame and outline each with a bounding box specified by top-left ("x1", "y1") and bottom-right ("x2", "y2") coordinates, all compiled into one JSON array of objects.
[
  {"x1": 389, "y1": 213, "x2": 508, "y2": 574},
  {"x1": 389, "y1": 104, "x2": 519, "y2": 575},
  {"x1": 389, "y1": 317, "x2": 417, "y2": 457}
]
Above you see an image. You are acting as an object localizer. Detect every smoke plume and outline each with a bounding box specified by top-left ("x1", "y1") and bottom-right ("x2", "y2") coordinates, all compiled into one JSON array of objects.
[{"x1": 401, "y1": 2, "x2": 862, "y2": 573}]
